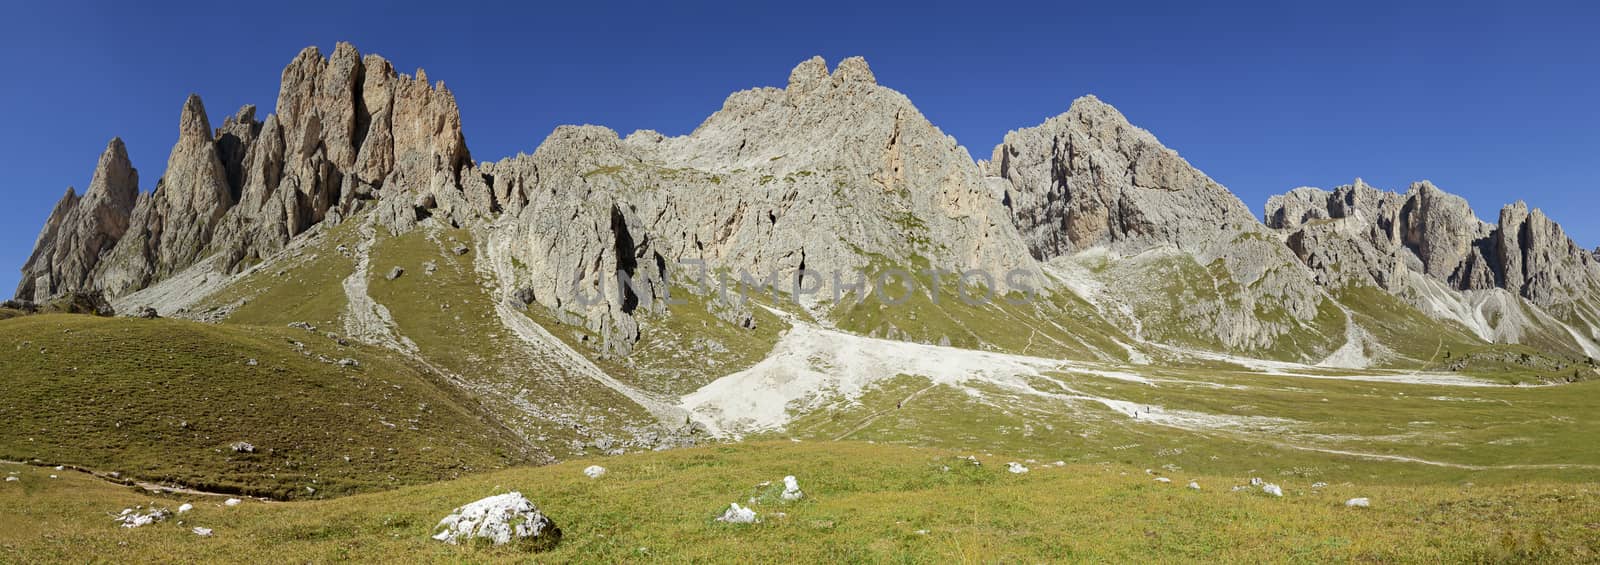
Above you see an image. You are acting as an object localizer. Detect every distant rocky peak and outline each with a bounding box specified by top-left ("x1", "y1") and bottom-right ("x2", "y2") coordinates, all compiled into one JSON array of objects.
[
  {"x1": 1266, "y1": 178, "x2": 1598, "y2": 307},
  {"x1": 178, "y1": 94, "x2": 214, "y2": 142},
  {"x1": 992, "y1": 94, "x2": 1259, "y2": 259}
]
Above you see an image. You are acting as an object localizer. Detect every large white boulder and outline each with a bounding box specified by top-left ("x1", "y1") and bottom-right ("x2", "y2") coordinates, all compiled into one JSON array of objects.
[{"x1": 432, "y1": 492, "x2": 560, "y2": 549}]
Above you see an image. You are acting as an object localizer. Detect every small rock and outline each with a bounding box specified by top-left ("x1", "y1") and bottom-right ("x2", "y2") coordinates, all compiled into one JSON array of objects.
[
  {"x1": 781, "y1": 475, "x2": 804, "y2": 501},
  {"x1": 192, "y1": 527, "x2": 214, "y2": 537},
  {"x1": 1187, "y1": 481, "x2": 1201, "y2": 490},
  {"x1": 386, "y1": 267, "x2": 405, "y2": 281},
  {"x1": 177, "y1": 503, "x2": 194, "y2": 514},
  {"x1": 1263, "y1": 484, "x2": 1284, "y2": 497},
  {"x1": 1006, "y1": 462, "x2": 1029, "y2": 474},
  {"x1": 1154, "y1": 477, "x2": 1171, "y2": 483},
  {"x1": 223, "y1": 498, "x2": 242, "y2": 507},
  {"x1": 230, "y1": 442, "x2": 255, "y2": 453},
  {"x1": 1345, "y1": 497, "x2": 1370, "y2": 508},
  {"x1": 583, "y1": 465, "x2": 607, "y2": 479},
  {"x1": 117, "y1": 508, "x2": 170, "y2": 528},
  {"x1": 246, "y1": 359, "x2": 258, "y2": 366},
  {"x1": 452, "y1": 244, "x2": 470, "y2": 256},
  {"x1": 716, "y1": 503, "x2": 758, "y2": 524},
  {"x1": 1311, "y1": 482, "x2": 1328, "y2": 489},
  {"x1": 4, "y1": 476, "x2": 17, "y2": 482},
  {"x1": 338, "y1": 358, "x2": 360, "y2": 367}
]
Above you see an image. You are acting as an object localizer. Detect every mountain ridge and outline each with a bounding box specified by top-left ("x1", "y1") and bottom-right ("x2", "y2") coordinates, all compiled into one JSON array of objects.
[{"x1": 15, "y1": 42, "x2": 1600, "y2": 364}]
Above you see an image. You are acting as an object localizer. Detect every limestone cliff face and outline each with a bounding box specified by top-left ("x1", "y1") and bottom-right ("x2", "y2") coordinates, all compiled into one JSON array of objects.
[
  {"x1": 16, "y1": 139, "x2": 139, "y2": 301},
  {"x1": 474, "y1": 57, "x2": 1040, "y2": 352},
  {"x1": 20, "y1": 42, "x2": 480, "y2": 301},
  {"x1": 1266, "y1": 179, "x2": 1600, "y2": 309},
  {"x1": 988, "y1": 96, "x2": 1332, "y2": 352}
]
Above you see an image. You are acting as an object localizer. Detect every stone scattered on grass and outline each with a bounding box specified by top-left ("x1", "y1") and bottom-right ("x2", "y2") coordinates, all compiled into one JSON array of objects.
[
  {"x1": 432, "y1": 492, "x2": 560, "y2": 548},
  {"x1": 716, "y1": 503, "x2": 759, "y2": 524},
  {"x1": 1154, "y1": 477, "x2": 1171, "y2": 483},
  {"x1": 192, "y1": 527, "x2": 214, "y2": 537},
  {"x1": 1312, "y1": 482, "x2": 1328, "y2": 489},
  {"x1": 583, "y1": 465, "x2": 607, "y2": 479},
  {"x1": 1007, "y1": 462, "x2": 1029, "y2": 474},
  {"x1": 116, "y1": 508, "x2": 170, "y2": 529},
  {"x1": 386, "y1": 267, "x2": 405, "y2": 280},
  {"x1": 1345, "y1": 497, "x2": 1371, "y2": 508},
  {"x1": 230, "y1": 441, "x2": 256, "y2": 453},
  {"x1": 224, "y1": 498, "x2": 242, "y2": 507},
  {"x1": 177, "y1": 503, "x2": 194, "y2": 514},
  {"x1": 1263, "y1": 484, "x2": 1284, "y2": 497},
  {"x1": 781, "y1": 476, "x2": 804, "y2": 501},
  {"x1": 1188, "y1": 481, "x2": 1201, "y2": 490}
]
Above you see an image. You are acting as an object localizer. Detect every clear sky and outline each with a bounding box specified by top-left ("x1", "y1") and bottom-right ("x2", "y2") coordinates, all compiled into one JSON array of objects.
[{"x1": 3, "y1": 0, "x2": 1597, "y2": 295}]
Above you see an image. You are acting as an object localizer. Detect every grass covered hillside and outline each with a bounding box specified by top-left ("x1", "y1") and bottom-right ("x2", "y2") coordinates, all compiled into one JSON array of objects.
[
  {"x1": 2, "y1": 441, "x2": 1596, "y2": 563},
  {"x1": 0, "y1": 314, "x2": 532, "y2": 499}
]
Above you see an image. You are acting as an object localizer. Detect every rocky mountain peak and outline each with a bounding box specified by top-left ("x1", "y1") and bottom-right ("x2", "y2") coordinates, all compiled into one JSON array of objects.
[
  {"x1": 15, "y1": 137, "x2": 141, "y2": 301},
  {"x1": 786, "y1": 56, "x2": 829, "y2": 91},
  {"x1": 1267, "y1": 179, "x2": 1598, "y2": 308},
  {"x1": 991, "y1": 94, "x2": 1260, "y2": 258},
  {"x1": 178, "y1": 94, "x2": 214, "y2": 141},
  {"x1": 831, "y1": 56, "x2": 876, "y2": 85}
]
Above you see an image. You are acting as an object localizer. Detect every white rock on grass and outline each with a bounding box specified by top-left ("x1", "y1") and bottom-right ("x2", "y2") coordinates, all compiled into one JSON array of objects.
[
  {"x1": 223, "y1": 498, "x2": 242, "y2": 507},
  {"x1": 583, "y1": 465, "x2": 607, "y2": 479},
  {"x1": 117, "y1": 508, "x2": 171, "y2": 529},
  {"x1": 177, "y1": 503, "x2": 194, "y2": 514},
  {"x1": 1187, "y1": 481, "x2": 1201, "y2": 490},
  {"x1": 432, "y1": 492, "x2": 560, "y2": 548},
  {"x1": 1262, "y1": 483, "x2": 1284, "y2": 497},
  {"x1": 1345, "y1": 497, "x2": 1371, "y2": 508},
  {"x1": 781, "y1": 476, "x2": 804, "y2": 501},
  {"x1": 1154, "y1": 477, "x2": 1171, "y2": 483},
  {"x1": 716, "y1": 503, "x2": 759, "y2": 524},
  {"x1": 4, "y1": 476, "x2": 16, "y2": 482},
  {"x1": 1007, "y1": 462, "x2": 1029, "y2": 474},
  {"x1": 192, "y1": 527, "x2": 213, "y2": 537}
]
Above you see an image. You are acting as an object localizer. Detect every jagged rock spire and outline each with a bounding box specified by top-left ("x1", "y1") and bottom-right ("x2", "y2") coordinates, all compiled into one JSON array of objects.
[{"x1": 15, "y1": 138, "x2": 139, "y2": 301}]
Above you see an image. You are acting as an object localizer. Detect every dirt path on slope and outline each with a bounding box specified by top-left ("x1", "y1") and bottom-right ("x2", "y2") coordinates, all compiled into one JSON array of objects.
[{"x1": 1, "y1": 459, "x2": 273, "y2": 501}]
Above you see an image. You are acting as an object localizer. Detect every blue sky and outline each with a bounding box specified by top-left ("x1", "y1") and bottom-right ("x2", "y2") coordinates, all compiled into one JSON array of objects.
[{"x1": 2, "y1": 0, "x2": 1597, "y2": 294}]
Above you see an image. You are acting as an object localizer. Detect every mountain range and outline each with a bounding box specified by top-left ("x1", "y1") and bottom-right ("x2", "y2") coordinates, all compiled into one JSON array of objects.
[{"x1": 13, "y1": 43, "x2": 1600, "y2": 450}]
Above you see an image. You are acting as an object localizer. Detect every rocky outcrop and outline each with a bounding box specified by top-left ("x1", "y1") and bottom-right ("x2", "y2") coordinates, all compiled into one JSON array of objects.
[
  {"x1": 15, "y1": 138, "x2": 139, "y2": 301},
  {"x1": 1265, "y1": 179, "x2": 1600, "y2": 308},
  {"x1": 477, "y1": 57, "x2": 1041, "y2": 353},
  {"x1": 20, "y1": 42, "x2": 482, "y2": 302},
  {"x1": 988, "y1": 95, "x2": 1264, "y2": 258},
  {"x1": 989, "y1": 96, "x2": 1331, "y2": 353}
]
